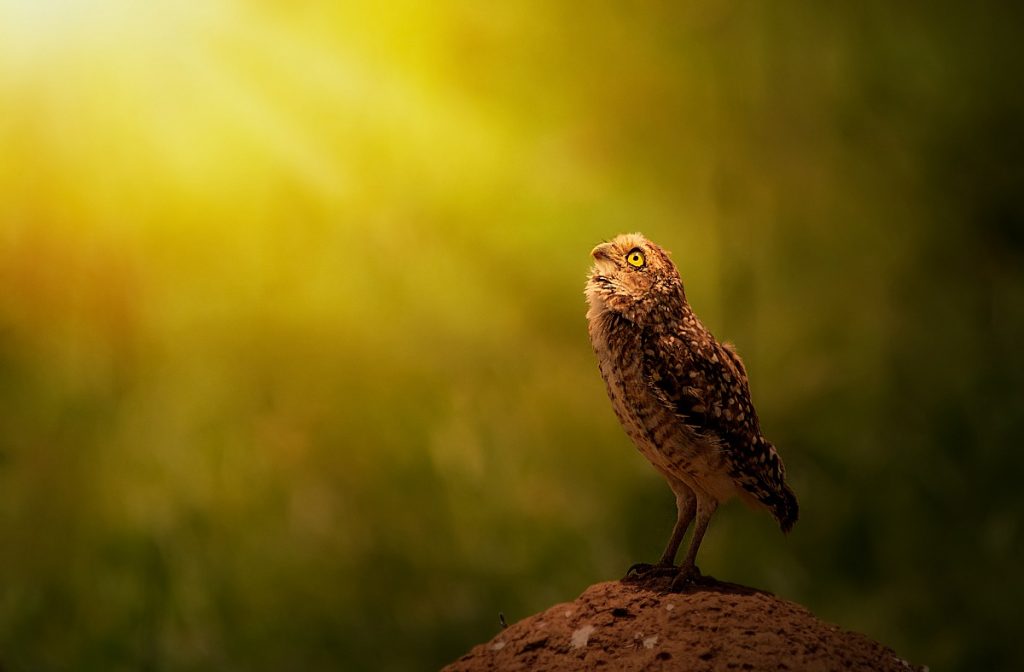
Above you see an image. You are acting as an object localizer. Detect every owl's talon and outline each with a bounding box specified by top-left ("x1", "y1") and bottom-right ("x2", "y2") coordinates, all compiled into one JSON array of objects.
[
  {"x1": 625, "y1": 562, "x2": 652, "y2": 577},
  {"x1": 669, "y1": 564, "x2": 703, "y2": 592},
  {"x1": 624, "y1": 561, "x2": 676, "y2": 580}
]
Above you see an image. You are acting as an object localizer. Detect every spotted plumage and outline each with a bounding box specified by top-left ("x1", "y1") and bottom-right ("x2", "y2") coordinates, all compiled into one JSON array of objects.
[{"x1": 585, "y1": 233, "x2": 797, "y2": 585}]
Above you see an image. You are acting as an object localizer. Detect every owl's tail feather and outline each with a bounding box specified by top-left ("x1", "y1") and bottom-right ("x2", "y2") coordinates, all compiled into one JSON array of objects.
[{"x1": 773, "y1": 485, "x2": 799, "y2": 534}]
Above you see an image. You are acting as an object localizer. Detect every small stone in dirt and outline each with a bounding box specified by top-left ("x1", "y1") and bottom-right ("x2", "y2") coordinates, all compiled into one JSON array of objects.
[{"x1": 570, "y1": 624, "x2": 595, "y2": 649}]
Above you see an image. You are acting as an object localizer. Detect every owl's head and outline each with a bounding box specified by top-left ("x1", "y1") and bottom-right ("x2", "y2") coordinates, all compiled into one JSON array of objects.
[{"x1": 585, "y1": 232, "x2": 686, "y2": 325}]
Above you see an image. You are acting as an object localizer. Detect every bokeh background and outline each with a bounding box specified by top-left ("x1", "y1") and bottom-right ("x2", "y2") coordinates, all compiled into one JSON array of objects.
[{"x1": 1, "y1": 1, "x2": 1022, "y2": 670}]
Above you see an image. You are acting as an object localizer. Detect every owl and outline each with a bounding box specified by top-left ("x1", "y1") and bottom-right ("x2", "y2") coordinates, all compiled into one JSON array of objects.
[{"x1": 585, "y1": 233, "x2": 798, "y2": 588}]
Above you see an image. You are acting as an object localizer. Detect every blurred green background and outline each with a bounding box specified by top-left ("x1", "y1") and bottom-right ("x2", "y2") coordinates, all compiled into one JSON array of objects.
[{"x1": 1, "y1": 1, "x2": 1022, "y2": 670}]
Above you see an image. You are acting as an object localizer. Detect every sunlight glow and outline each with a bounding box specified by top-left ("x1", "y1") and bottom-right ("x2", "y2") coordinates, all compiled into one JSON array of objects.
[
  {"x1": 0, "y1": 0, "x2": 182, "y2": 65},
  {"x1": 0, "y1": 0, "x2": 504, "y2": 239}
]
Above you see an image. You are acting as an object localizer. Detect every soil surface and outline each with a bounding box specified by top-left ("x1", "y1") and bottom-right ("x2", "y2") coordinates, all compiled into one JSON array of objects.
[{"x1": 444, "y1": 576, "x2": 925, "y2": 671}]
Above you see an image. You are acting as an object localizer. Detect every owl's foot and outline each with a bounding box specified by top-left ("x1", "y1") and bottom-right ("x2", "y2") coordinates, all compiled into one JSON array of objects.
[
  {"x1": 668, "y1": 563, "x2": 704, "y2": 592},
  {"x1": 623, "y1": 561, "x2": 678, "y2": 581}
]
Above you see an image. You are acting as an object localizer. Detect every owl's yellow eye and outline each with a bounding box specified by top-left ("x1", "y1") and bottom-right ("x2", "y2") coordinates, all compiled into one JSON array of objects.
[{"x1": 626, "y1": 249, "x2": 646, "y2": 268}]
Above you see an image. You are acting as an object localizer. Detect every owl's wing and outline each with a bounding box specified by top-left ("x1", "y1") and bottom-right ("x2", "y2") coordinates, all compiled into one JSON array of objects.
[
  {"x1": 641, "y1": 332, "x2": 798, "y2": 530},
  {"x1": 720, "y1": 341, "x2": 748, "y2": 381},
  {"x1": 641, "y1": 333, "x2": 759, "y2": 444}
]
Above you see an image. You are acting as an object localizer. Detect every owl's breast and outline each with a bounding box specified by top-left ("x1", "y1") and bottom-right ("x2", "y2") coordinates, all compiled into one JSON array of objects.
[{"x1": 589, "y1": 312, "x2": 736, "y2": 500}]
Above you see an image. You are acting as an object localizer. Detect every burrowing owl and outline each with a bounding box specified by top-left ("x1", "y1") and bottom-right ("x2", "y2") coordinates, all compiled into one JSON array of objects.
[{"x1": 585, "y1": 233, "x2": 797, "y2": 587}]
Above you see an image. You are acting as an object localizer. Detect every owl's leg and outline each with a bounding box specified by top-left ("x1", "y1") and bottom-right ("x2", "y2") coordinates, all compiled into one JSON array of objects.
[
  {"x1": 659, "y1": 486, "x2": 697, "y2": 565},
  {"x1": 625, "y1": 484, "x2": 695, "y2": 578},
  {"x1": 671, "y1": 495, "x2": 718, "y2": 591}
]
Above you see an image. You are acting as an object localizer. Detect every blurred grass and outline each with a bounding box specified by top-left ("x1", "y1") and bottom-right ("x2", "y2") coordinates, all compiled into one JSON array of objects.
[{"x1": 1, "y1": 1, "x2": 1022, "y2": 670}]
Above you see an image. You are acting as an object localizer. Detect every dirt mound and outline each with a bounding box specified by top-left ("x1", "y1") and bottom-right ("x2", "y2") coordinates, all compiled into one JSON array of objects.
[{"x1": 445, "y1": 578, "x2": 925, "y2": 671}]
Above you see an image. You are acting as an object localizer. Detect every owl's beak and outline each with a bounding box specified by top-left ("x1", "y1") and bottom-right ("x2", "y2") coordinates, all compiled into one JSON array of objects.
[{"x1": 591, "y1": 243, "x2": 614, "y2": 261}]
